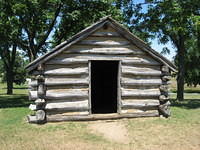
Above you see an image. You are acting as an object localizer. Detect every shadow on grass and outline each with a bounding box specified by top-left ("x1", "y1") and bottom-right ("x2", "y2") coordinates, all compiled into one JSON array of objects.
[
  {"x1": 171, "y1": 99, "x2": 200, "y2": 109},
  {"x1": 171, "y1": 89, "x2": 200, "y2": 93},
  {"x1": 0, "y1": 94, "x2": 31, "y2": 108},
  {"x1": 2, "y1": 87, "x2": 28, "y2": 90}
]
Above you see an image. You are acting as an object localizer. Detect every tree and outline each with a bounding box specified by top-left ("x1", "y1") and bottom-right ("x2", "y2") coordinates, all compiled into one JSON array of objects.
[
  {"x1": 12, "y1": 0, "x2": 62, "y2": 62},
  {"x1": 1, "y1": 52, "x2": 28, "y2": 85},
  {"x1": 0, "y1": 0, "x2": 22, "y2": 94},
  {"x1": 184, "y1": 38, "x2": 200, "y2": 86},
  {"x1": 119, "y1": 0, "x2": 200, "y2": 101}
]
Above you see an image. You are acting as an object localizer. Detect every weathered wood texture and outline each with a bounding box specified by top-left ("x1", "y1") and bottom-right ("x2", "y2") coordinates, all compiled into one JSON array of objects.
[
  {"x1": 29, "y1": 89, "x2": 88, "y2": 100},
  {"x1": 27, "y1": 110, "x2": 46, "y2": 124},
  {"x1": 45, "y1": 100, "x2": 89, "y2": 111},
  {"x1": 120, "y1": 109, "x2": 158, "y2": 114},
  {"x1": 47, "y1": 111, "x2": 159, "y2": 122},
  {"x1": 121, "y1": 89, "x2": 161, "y2": 97},
  {"x1": 121, "y1": 100, "x2": 160, "y2": 109},
  {"x1": 28, "y1": 25, "x2": 171, "y2": 122},
  {"x1": 46, "y1": 111, "x2": 89, "y2": 116},
  {"x1": 63, "y1": 46, "x2": 145, "y2": 55},
  {"x1": 121, "y1": 78, "x2": 162, "y2": 86},
  {"x1": 44, "y1": 67, "x2": 88, "y2": 76}
]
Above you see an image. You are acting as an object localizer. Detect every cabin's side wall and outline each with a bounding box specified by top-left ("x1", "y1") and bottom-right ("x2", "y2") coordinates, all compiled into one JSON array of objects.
[{"x1": 27, "y1": 26, "x2": 171, "y2": 123}]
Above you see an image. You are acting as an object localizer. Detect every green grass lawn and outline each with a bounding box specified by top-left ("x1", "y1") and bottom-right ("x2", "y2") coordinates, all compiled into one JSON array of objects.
[{"x1": 0, "y1": 82, "x2": 200, "y2": 150}]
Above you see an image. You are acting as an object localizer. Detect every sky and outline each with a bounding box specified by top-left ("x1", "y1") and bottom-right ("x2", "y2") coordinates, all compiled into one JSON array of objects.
[{"x1": 150, "y1": 39, "x2": 176, "y2": 61}]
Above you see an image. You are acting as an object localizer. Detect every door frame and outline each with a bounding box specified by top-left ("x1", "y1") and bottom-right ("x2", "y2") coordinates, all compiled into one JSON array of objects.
[{"x1": 88, "y1": 60, "x2": 121, "y2": 114}]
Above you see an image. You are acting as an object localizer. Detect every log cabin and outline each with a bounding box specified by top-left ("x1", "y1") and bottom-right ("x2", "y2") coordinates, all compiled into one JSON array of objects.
[{"x1": 26, "y1": 16, "x2": 176, "y2": 123}]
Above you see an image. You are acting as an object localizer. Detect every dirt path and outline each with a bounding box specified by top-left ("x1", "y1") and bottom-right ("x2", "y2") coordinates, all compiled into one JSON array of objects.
[{"x1": 88, "y1": 120, "x2": 130, "y2": 144}]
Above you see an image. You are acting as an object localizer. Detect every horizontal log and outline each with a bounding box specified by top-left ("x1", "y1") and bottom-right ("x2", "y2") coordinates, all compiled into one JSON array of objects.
[
  {"x1": 44, "y1": 67, "x2": 88, "y2": 76},
  {"x1": 54, "y1": 53, "x2": 155, "y2": 61},
  {"x1": 82, "y1": 36, "x2": 129, "y2": 41},
  {"x1": 47, "y1": 112, "x2": 159, "y2": 122},
  {"x1": 122, "y1": 85, "x2": 160, "y2": 90},
  {"x1": 121, "y1": 100, "x2": 160, "y2": 109},
  {"x1": 45, "y1": 63, "x2": 88, "y2": 69},
  {"x1": 122, "y1": 66, "x2": 162, "y2": 76},
  {"x1": 29, "y1": 89, "x2": 88, "y2": 100},
  {"x1": 46, "y1": 85, "x2": 88, "y2": 90},
  {"x1": 64, "y1": 47, "x2": 145, "y2": 55},
  {"x1": 122, "y1": 58, "x2": 161, "y2": 66},
  {"x1": 122, "y1": 65, "x2": 160, "y2": 72},
  {"x1": 45, "y1": 100, "x2": 89, "y2": 111},
  {"x1": 121, "y1": 78, "x2": 162, "y2": 86},
  {"x1": 30, "y1": 77, "x2": 89, "y2": 87},
  {"x1": 45, "y1": 78, "x2": 88, "y2": 86},
  {"x1": 46, "y1": 111, "x2": 89, "y2": 116},
  {"x1": 121, "y1": 89, "x2": 161, "y2": 97},
  {"x1": 78, "y1": 40, "x2": 130, "y2": 46},
  {"x1": 29, "y1": 100, "x2": 89, "y2": 111},
  {"x1": 46, "y1": 58, "x2": 88, "y2": 65},
  {"x1": 46, "y1": 89, "x2": 88, "y2": 100},
  {"x1": 122, "y1": 70, "x2": 162, "y2": 76},
  {"x1": 91, "y1": 31, "x2": 119, "y2": 37},
  {"x1": 121, "y1": 109, "x2": 158, "y2": 114}
]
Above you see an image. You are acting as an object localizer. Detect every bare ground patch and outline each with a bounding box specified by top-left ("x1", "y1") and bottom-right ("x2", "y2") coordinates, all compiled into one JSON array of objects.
[{"x1": 88, "y1": 120, "x2": 130, "y2": 144}]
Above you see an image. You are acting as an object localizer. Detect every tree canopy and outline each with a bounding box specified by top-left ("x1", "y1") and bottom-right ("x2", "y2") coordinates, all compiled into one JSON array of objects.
[{"x1": 119, "y1": 0, "x2": 200, "y2": 100}]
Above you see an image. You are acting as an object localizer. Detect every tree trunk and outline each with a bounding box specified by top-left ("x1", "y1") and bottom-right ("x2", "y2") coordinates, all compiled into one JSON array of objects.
[
  {"x1": 6, "y1": 68, "x2": 14, "y2": 95},
  {"x1": 3, "y1": 44, "x2": 17, "y2": 95},
  {"x1": 176, "y1": 36, "x2": 185, "y2": 101}
]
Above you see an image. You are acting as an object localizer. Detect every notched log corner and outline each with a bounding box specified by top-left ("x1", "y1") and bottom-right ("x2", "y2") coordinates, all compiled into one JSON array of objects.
[
  {"x1": 159, "y1": 85, "x2": 168, "y2": 93},
  {"x1": 36, "y1": 75, "x2": 45, "y2": 82},
  {"x1": 161, "y1": 65, "x2": 169, "y2": 73},
  {"x1": 29, "y1": 99, "x2": 46, "y2": 111},
  {"x1": 159, "y1": 95, "x2": 169, "y2": 102},
  {"x1": 27, "y1": 110, "x2": 46, "y2": 124},
  {"x1": 158, "y1": 101, "x2": 171, "y2": 117},
  {"x1": 161, "y1": 76, "x2": 171, "y2": 82}
]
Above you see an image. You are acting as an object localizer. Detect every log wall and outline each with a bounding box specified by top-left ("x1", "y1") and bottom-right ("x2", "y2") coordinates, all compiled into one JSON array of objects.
[{"x1": 28, "y1": 25, "x2": 171, "y2": 123}]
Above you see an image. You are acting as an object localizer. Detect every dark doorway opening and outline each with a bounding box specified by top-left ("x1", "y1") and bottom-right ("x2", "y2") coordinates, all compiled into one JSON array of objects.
[{"x1": 91, "y1": 61, "x2": 118, "y2": 114}]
